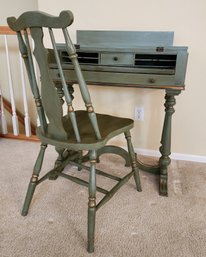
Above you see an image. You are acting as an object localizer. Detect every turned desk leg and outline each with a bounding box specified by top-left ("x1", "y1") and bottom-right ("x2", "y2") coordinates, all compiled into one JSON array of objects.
[{"x1": 159, "y1": 89, "x2": 180, "y2": 196}]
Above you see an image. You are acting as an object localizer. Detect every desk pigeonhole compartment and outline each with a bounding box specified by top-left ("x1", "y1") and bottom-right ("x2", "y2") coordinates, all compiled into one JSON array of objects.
[{"x1": 52, "y1": 31, "x2": 188, "y2": 88}]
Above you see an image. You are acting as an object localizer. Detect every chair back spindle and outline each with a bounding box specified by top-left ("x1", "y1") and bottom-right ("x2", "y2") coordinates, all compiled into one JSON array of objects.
[
  {"x1": 16, "y1": 30, "x2": 48, "y2": 134},
  {"x1": 49, "y1": 28, "x2": 80, "y2": 142},
  {"x1": 62, "y1": 28, "x2": 101, "y2": 140}
]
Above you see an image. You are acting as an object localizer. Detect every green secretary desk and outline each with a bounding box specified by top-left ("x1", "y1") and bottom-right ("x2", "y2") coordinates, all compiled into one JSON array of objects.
[{"x1": 49, "y1": 29, "x2": 188, "y2": 196}]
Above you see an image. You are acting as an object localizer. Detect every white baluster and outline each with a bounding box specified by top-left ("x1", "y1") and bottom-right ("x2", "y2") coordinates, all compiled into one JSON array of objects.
[
  {"x1": 4, "y1": 35, "x2": 19, "y2": 135},
  {"x1": 19, "y1": 51, "x2": 31, "y2": 137},
  {"x1": 0, "y1": 89, "x2": 8, "y2": 134},
  {"x1": 31, "y1": 39, "x2": 40, "y2": 127}
]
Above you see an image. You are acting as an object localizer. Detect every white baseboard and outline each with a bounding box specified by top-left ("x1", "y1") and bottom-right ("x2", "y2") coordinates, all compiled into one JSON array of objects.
[{"x1": 134, "y1": 148, "x2": 206, "y2": 163}]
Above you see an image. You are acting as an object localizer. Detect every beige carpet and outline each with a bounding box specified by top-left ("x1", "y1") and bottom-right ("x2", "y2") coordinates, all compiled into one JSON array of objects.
[{"x1": 0, "y1": 138, "x2": 206, "y2": 257}]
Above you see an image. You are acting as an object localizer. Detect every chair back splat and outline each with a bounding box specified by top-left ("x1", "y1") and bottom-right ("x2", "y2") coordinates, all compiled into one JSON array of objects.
[{"x1": 7, "y1": 10, "x2": 142, "y2": 253}]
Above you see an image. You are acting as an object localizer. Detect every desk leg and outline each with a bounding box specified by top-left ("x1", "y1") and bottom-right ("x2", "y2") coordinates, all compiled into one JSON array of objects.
[
  {"x1": 55, "y1": 82, "x2": 75, "y2": 104},
  {"x1": 159, "y1": 89, "x2": 180, "y2": 196}
]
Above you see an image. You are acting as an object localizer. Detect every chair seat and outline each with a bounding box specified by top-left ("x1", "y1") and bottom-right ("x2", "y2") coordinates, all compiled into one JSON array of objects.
[{"x1": 37, "y1": 110, "x2": 134, "y2": 150}]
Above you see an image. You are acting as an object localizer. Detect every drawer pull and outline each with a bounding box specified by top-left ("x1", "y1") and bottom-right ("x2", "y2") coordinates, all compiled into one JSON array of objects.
[
  {"x1": 113, "y1": 56, "x2": 118, "y2": 61},
  {"x1": 149, "y1": 78, "x2": 156, "y2": 83}
]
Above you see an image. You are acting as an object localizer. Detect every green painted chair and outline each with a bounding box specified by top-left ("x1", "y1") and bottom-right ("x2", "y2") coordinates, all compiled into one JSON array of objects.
[{"x1": 7, "y1": 10, "x2": 142, "y2": 253}]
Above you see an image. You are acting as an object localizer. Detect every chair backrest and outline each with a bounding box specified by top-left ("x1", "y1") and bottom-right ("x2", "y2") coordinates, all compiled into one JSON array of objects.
[{"x1": 7, "y1": 10, "x2": 101, "y2": 142}]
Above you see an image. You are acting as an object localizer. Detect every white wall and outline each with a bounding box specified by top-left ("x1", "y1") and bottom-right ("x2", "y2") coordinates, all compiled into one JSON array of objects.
[{"x1": 0, "y1": 0, "x2": 38, "y2": 24}]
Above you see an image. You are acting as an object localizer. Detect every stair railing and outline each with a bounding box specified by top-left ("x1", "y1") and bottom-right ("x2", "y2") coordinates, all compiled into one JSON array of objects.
[{"x1": 0, "y1": 26, "x2": 38, "y2": 141}]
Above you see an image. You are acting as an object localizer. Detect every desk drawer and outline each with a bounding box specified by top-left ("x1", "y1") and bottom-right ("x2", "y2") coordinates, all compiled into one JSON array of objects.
[
  {"x1": 50, "y1": 68, "x2": 179, "y2": 89},
  {"x1": 100, "y1": 53, "x2": 134, "y2": 66}
]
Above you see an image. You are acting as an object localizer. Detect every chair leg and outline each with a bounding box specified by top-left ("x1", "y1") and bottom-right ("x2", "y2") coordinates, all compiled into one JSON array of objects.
[
  {"x1": 87, "y1": 150, "x2": 97, "y2": 253},
  {"x1": 125, "y1": 131, "x2": 142, "y2": 192},
  {"x1": 21, "y1": 143, "x2": 47, "y2": 216}
]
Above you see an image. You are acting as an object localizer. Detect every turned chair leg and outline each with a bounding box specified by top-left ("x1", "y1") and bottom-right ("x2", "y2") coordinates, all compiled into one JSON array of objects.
[
  {"x1": 21, "y1": 143, "x2": 47, "y2": 216},
  {"x1": 87, "y1": 150, "x2": 97, "y2": 253},
  {"x1": 125, "y1": 131, "x2": 142, "y2": 192}
]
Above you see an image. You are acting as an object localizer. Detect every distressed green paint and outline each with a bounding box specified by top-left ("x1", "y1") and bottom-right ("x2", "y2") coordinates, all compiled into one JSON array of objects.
[
  {"x1": 125, "y1": 131, "x2": 142, "y2": 192},
  {"x1": 54, "y1": 30, "x2": 188, "y2": 88},
  {"x1": 7, "y1": 10, "x2": 142, "y2": 253},
  {"x1": 88, "y1": 150, "x2": 97, "y2": 252},
  {"x1": 50, "y1": 30, "x2": 188, "y2": 196},
  {"x1": 159, "y1": 89, "x2": 180, "y2": 196},
  {"x1": 21, "y1": 143, "x2": 47, "y2": 216}
]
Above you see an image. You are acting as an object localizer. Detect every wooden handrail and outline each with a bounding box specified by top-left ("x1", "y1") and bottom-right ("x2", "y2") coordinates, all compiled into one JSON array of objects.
[
  {"x1": 2, "y1": 96, "x2": 36, "y2": 135},
  {"x1": 0, "y1": 26, "x2": 16, "y2": 35},
  {"x1": 0, "y1": 133, "x2": 39, "y2": 141}
]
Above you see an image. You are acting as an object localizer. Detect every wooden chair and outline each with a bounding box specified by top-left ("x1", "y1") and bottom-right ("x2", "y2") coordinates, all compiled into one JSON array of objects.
[{"x1": 7, "y1": 10, "x2": 142, "y2": 253}]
